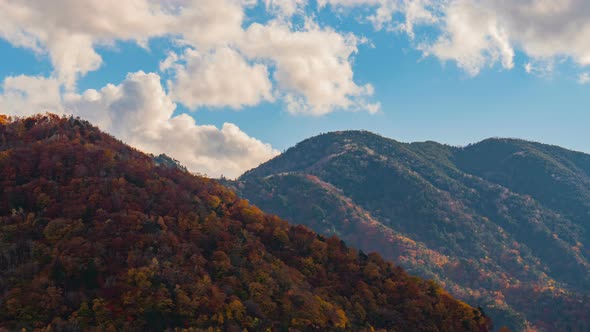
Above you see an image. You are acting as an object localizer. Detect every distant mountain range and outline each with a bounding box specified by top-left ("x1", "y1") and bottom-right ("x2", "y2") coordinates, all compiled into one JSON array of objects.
[
  {"x1": 0, "y1": 115, "x2": 491, "y2": 331},
  {"x1": 228, "y1": 130, "x2": 590, "y2": 331}
]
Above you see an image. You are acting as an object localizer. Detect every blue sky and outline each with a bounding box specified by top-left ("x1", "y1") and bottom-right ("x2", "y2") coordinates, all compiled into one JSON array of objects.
[{"x1": 1, "y1": 0, "x2": 589, "y2": 177}]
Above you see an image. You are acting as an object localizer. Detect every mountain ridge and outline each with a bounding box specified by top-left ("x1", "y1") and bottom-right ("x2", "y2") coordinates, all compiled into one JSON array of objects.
[
  {"x1": 231, "y1": 130, "x2": 590, "y2": 331},
  {"x1": 0, "y1": 114, "x2": 491, "y2": 331}
]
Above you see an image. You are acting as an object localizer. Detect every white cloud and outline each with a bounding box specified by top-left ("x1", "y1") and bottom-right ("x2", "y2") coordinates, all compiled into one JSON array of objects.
[
  {"x1": 164, "y1": 47, "x2": 274, "y2": 109},
  {"x1": 418, "y1": 0, "x2": 590, "y2": 76},
  {"x1": 579, "y1": 73, "x2": 590, "y2": 85},
  {"x1": 170, "y1": 0, "x2": 246, "y2": 49},
  {"x1": 240, "y1": 20, "x2": 376, "y2": 115},
  {"x1": 0, "y1": 0, "x2": 246, "y2": 89},
  {"x1": 419, "y1": 1, "x2": 515, "y2": 76},
  {"x1": 320, "y1": 0, "x2": 590, "y2": 78},
  {"x1": 0, "y1": 0, "x2": 377, "y2": 115},
  {"x1": 159, "y1": 51, "x2": 180, "y2": 72},
  {"x1": 0, "y1": 72, "x2": 278, "y2": 178},
  {"x1": 0, "y1": 0, "x2": 156, "y2": 88},
  {"x1": 0, "y1": 0, "x2": 388, "y2": 179},
  {"x1": 0, "y1": 75, "x2": 63, "y2": 117}
]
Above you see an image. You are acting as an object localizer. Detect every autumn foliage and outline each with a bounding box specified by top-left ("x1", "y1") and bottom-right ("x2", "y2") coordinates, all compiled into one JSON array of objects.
[
  {"x1": 0, "y1": 114, "x2": 491, "y2": 331},
  {"x1": 231, "y1": 130, "x2": 590, "y2": 331}
]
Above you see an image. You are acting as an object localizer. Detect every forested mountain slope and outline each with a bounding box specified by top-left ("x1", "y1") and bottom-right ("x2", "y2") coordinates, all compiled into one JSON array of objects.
[
  {"x1": 230, "y1": 130, "x2": 590, "y2": 332},
  {"x1": 0, "y1": 115, "x2": 491, "y2": 331}
]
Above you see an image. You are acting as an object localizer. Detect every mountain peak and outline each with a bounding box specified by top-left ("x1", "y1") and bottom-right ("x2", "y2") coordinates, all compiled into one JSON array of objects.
[
  {"x1": 233, "y1": 131, "x2": 590, "y2": 331},
  {"x1": 0, "y1": 115, "x2": 491, "y2": 331}
]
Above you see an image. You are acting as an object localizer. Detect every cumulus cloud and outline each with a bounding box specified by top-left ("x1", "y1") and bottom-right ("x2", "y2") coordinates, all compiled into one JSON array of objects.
[
  {"x1": 318, "y1": 0, "x2": 512, "y2": 75},
  {"x1": 420, "y1": 0, "x2": 590, "y2": 75},
  {"x1": 240, "y1": 20, "x2": 377, "y2": 115},
  {"x1": 320, "y1": 0, "x2": 590, "y2": 77},
  {"x1": 0, "y1": 0, "x2": 159, "y2": 87},
  {"x1": 419, "y1": 0, "x2": 515, "y2": 76},
  {"x1": 169, "y1": 0, "x2": 246, "y2": 49},
  {"x1": 579, "y1": 73, "x2": 590, "y2": 85},
  {"x1": 0, "y1": 0, "x2": 245, "y2": 88},
  {"x1": 0, "y1": 75, "x2": 63, "y2": 116},
  {"x1": 0, "y1": 0, "x2": 390, "y2": 179},
  {"x1": 0, "y1": 72, "x2": 278, "y2": 178},
  {"x1": 164, "y1": 47, "x2": 274, "y2": 109},
  {"x1": 0, "y1": 0, "x2": 378, "y2": 115}
]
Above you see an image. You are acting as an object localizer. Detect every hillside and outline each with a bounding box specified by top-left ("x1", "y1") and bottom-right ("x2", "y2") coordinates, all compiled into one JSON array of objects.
[
  {"x1": 0, "y1": 115, "x2": 491, "y2": 331},
  {"x1": 231, "y1": 131, "x2": 590, "y2": 331}
]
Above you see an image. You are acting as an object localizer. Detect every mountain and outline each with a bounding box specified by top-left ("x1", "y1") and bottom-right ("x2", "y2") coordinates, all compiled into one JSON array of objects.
[
  {"x1": 229, "y1": 130, "x2": 590, "y2": 332},
  {"x1": 0, "y1": 114, "x2": 491, "y2": 331}
]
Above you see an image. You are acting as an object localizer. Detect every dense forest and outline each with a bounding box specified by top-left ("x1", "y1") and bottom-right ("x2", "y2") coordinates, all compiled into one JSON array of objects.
[
  {"x1": 230, "y1": 130, "x2": 590, "y2": 332},
  {"x1": 0, "y1": 114, "x2": 491, "y2": 331}
]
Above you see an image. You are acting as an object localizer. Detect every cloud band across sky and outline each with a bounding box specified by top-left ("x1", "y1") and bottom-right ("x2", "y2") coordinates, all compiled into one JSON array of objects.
[{"x1": 1, "y1": 0, "x2": 589, "y2": 177}]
